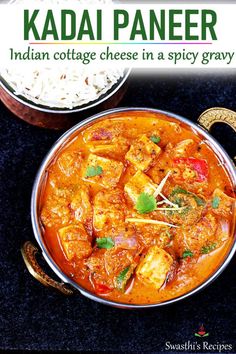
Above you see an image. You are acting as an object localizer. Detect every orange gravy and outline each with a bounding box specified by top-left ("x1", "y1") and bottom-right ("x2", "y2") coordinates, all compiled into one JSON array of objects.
[{"x1": 40, "y1": 111, "x2": 235, "y2": 304}]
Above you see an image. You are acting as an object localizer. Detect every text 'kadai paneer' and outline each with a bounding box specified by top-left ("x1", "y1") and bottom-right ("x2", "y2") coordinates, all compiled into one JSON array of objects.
[{"x1": 40, "y1": 112, "x2": 235, "y2": 304}]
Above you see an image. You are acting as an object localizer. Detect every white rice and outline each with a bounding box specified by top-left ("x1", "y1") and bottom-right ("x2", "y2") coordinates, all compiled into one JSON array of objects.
[
  {"x1": 2, "y1": 0, "x2": 124, "y2": 109},
  {"x1": 2, "y1": 67, "x2": 124, "y2": 109}
]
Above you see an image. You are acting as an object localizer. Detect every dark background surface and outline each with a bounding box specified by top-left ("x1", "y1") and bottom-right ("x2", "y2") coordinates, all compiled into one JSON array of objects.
[{"x1": 0, "y1": 70, "x2": 236, "y2": 353}]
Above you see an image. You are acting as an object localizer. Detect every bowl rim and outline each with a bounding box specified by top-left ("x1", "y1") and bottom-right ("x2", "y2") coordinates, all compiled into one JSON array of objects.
[
  {"x1": 31, "y1": 107, "x2": 236, "y2": 308},
  {"x1": 0, "y1": 69, "x2": 131, "y2": 114}
]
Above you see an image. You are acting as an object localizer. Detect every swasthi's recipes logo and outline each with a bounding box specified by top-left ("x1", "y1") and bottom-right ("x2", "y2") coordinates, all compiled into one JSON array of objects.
[
  {"x1": 194, "y1": 324, "x2": 209, "y2": 337},
  {"x1": 165, "y1": 325, "x2": 233, "y2": 352}
]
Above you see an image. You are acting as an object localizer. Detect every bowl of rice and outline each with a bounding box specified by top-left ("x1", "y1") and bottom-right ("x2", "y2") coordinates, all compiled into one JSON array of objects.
[
  {"x1": 0, "y1": 66, "x2": 130, "y2": 128},
  {"x1": 0, "y1": 0, "x2": 130, "y2": 129}
]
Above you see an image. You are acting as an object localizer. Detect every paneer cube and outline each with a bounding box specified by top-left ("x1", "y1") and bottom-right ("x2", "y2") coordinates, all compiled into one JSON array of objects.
[
  {"x1": 86, "y1": 249, "x2": 114, "y2": 290},
  {"x1": 212, "y1": 188, "x2": 235, "y2": 217},
  {"x1": 70, "y1": 185, "x2": 92, "y2": 224},
  {"x1": 41, "y1": 195, "x2": 71, "y2": 227},
  {"x1": 93, "y1": 189, "x2": 125, "y2": 231},
  {"x1": 172, "y1": 139, "x2": 195, "y2": 158},
  {"x1": 82, "y1": 153, "x2": 123, "y2": 188},
  {"x1": 86, "y1": 247, "x2": 138, "y2": 292},
  {"x1": 87, "y1": 137, "x2": 129, "y2": 158},
  {"x1": 104, "y1": 248, "x2": 138, "y2": 291},
  {"x1": 58, "y1": 224, "x2": 92, "y2": 261},
  {"x1": 134, "y1": 223, "x2": 171, "y2": 249},
  {"x1": 168, "y1": 193, "x2": 204, "y2": 226},
  {"x1": 136, "y1": 246, "x2": 173, "y2": 289},
  {"x1": 87, "y1": 143, "x2": 114, "y2": 154},
  {"x1": 105, "y1": 248, "x2": 134, "y2": 277},
  {"x1": 124, "y1": 170, "x2": 157, "y2": 204},
  {"x1": 125, "y1": 134, "x2": 161, "y2": 171},
  {"x1": 173, "y1": 213, "x2": 217, "y2": 257},
  {"x1": 57, "y1": 151, "x2": 82, "y2": 176}
]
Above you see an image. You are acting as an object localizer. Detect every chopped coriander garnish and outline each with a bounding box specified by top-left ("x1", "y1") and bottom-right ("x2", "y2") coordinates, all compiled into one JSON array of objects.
[
  {"x1": 96, "y1": 237, "x2": 114, "y2": 249},
  {"x1": 166, "y1": 196, "x2": 191, "y2": 217},
  {"x1": 212, "y1": 196, "x2": 220, "y2": 209},
  {"x1": 201, "y1": 243, "x2": 217, "y2": 254},
  {"x1": 85, "y1": 165, "x2": 103, "y2": 177},
  {"x1": 171, "y1": 186, "x2": 205, "y2": 207},
  {"x1": 171, "y1": 187, "x2": 188, "y2": 196},
  {"x1": 135, "y1": 192, "x2": 157, "y2": 214},
  {"x1": 150, "y1": 135, "x2": 161, "y2": 144},
  {"x1": 182, "y1": 249, "x2": 194, "y2": 259},
  {"x1": 193, "y1": 195, "x2": 205, "y2": 207}
]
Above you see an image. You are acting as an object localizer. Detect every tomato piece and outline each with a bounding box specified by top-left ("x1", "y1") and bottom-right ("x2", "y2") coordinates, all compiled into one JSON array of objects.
[
  {"x1": 94, "y1": 282, "x2": 112, "y2": 295},
  {"x1": 174, "y1": 157, "x2": 208, "y2": 182}
]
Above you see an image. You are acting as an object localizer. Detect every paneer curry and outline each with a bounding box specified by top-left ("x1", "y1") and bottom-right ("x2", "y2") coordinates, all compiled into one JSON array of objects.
[{"x1": 40, "y1": 111, "x2": 235, "y2": 304}]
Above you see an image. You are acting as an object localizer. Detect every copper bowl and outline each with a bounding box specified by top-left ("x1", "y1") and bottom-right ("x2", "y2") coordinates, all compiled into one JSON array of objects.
[
  {"x1": 22, "y1": 107, "x2": 236, "y2": 308},
  {"x1": 0, "y1": 69, "x2": 130, "y2": 130}
]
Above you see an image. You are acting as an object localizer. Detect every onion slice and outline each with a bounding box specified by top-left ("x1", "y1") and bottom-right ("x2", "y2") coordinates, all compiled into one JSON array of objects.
[{"x1": 114, "y1": 235, "x2": 138, "y2": 249}]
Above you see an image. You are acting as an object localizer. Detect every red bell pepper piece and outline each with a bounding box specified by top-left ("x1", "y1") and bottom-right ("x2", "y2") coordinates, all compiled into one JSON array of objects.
[
  {"x1": 174, "y1": 157, "x2": 208, "y2": 182},
  {"x1": 94, "y1": 282, "x2": 112, "y2": 295}
]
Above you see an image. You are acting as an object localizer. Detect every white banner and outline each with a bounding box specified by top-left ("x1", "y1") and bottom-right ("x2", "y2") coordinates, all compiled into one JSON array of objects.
[{"x1": 0, "y1": 2, "x2": 236, "y2": 69}]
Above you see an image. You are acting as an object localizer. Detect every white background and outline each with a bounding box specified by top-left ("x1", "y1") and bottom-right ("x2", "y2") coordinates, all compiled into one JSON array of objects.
[{"x1": 0, "y1": 3, "x2": 236, "y2": 68}]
